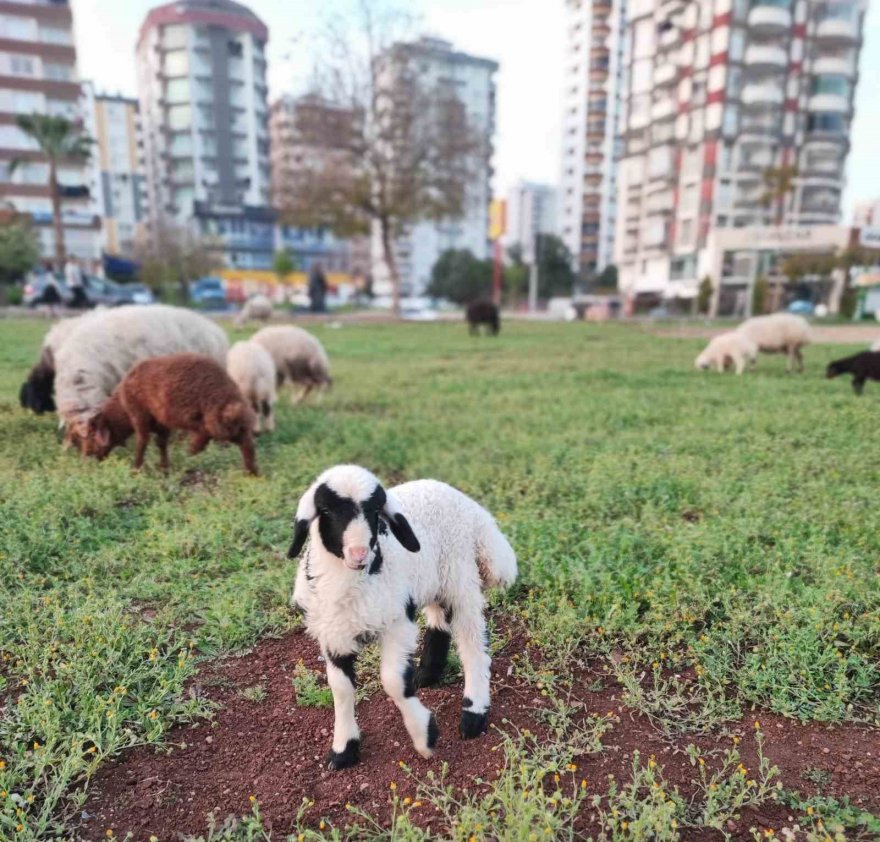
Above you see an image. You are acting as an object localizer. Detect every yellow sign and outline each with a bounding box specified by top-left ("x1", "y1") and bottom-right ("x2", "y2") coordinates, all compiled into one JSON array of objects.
[{"x1": 489, "y1": 199, "x2": 507, "y2": 241}]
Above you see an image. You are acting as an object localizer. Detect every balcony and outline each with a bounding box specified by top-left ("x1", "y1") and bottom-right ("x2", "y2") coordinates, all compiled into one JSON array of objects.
[
  {"x1": 651, "y1": 98, "x2": 676, "y2": 121},
  {"x1": 815, "y1": 17, "x2": 860, "y2": 42},
  {"x1": 812, "y1": 55, "x2": 856, "y2": 77},
  {"x1": 654, "y1": 61, "x2": 678, "y2": 86},
  {"x1": 807, "y1": 93, "x2": 850, "y2": 113},
  {"x1": 741, "y1": 82, "x2": 784, "y2": 107},
  {"x1": 645, "y1": 190, "x2": 674, "y2": 214},
  {"x1": 747, "y1": 4, "x2": 792, "y2": 32},
  {"x1": 743, "y1": 44, "x2": 788, "y2": 68}
]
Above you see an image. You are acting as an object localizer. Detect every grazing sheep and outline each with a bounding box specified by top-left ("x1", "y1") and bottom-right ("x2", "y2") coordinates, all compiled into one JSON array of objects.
[
  {"x1": 19, "y1": 314, "x2": 92, "y2": 414},
  {"x1": 694, "y1": 331, "x2": 758, "y2": 375},
  {"x1": 735, "y1": 313, "x2": 811, "y2": 373},
  {"x1": 869, "y1": 338, "x2": 880, "y2": 352},
  {"x1": 251, "y1": 325, "x2": 331, "y2": 403},
  {"x1": 466, "y1": 299, "x2": 500, "y2": 336},
  {"x1": 76, "y1": 353, "x2": 258, "y2": 474},
  {"x1": 226, "y1": 340, "x2": 277, "y2": 433},
  {"x1": 235, "y1": 293, "x2": 274, "y2": 327},
  {"x1": 826, "y1": 351, "x2": 880, "y2": 395},
  {"x1": 289, "y1": 465, "x2": 517, "y2": 769},
  {"x1": 54, "y1": 304, "x2": 229, "y2": 436}
]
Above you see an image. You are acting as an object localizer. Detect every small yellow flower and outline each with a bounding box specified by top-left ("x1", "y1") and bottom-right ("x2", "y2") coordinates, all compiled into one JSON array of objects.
[
  {"x1": 414, "y1": 801, "x2": 422, "y2": 807},
  {"x1": 148, "y1": 710, "x2": 159, "y2": 721},
  {"x1": 398, "y1": 760, "x2": 405, "y2": 768},
  {"x1": 33, "y1": 741, "x2": 41, "y2": 751},
  {"x1": 754, "y1": 720, "x2": 761, "y2": 730},
  {"x1": 106, "y1": 831, "x2": 114, "y2": 839},
  {"x1": 567, "y1": 763, "x2": 577, "y2": 772},
  {"x1": 25, "y1": 794, "x2": 34, "y2": 804},
  {"x1": 390, "y1": 781, "x2": 397, "y2": 791},
  {"x1": 469, "y1": 836, "x2": 477, "y2": 842},
  {"x1": 621, "y1": 821, "x2": 629, "y2": 830},
  {"x1": 150, "y1": 836, "x2": 159, "y2": 842},
  {"x1": 764, "y1": 831, "x2": 774, "y2": 838},
  {"x1": 249, "y1": 795, "x2": 256, "y2": 803},
  {"x1": 88, "y1": 746, "x2": 97, "y2": 754},
  {"x1": 581, "y1": 779, "x2": 587, "y2": 789},
  {"x1": 0, "y1": 759, "x2": 5, "y2": 769},
  {"x1": 298, "y1": 835, "x2": 305, "y2": 842},
  {"x1": 319, "y1": 820, "x2": 326, "y2": 830},
  {"x1": 732, "y1": 736, "x2": 741, "y2": 745},
  {"x1": 698, "y1": 758, "x2": 705, "y2": 766},
  {"x1": 671, "y1": 819, "x2": 678, "y2": 829},
  {"x1": 806, "y1": 806, "x2": 814, "y2": 816},
  {"x1": 554, "y1": 773, "x2": 560, "y2": 783},
  {"x1": 16, "y1": 825, "x2": 23, "y2": 834}
]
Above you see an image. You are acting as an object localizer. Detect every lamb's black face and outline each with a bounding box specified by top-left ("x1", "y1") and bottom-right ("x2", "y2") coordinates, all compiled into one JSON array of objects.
[
  {"x1": 19, "y1": 367, "x2": 56, "y2": 414},
  {"x1": 826, "y1": 361, "x2": 842, "y2": 379}
]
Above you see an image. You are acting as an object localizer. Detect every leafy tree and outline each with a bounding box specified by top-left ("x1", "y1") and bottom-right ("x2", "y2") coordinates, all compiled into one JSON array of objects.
[
  {"x1": 274, "y1": 1, "x2": 483, "y2": 316},
  {"x1": 0, "y1": 217, "x2": 39, "y2": 288},
  {"x1": 752, "y1": 275, "x2": 769, "y2": 316},
  {"x1": 535, "y1": 234, "x2": 575, "y2": 299},
  {"x1": 10, "y1": 115, "x2": 92, "y2": 267},
  {"x1": 426, "y1": 249, "x2": 491, "y2": 305},
  {"x1": 273, "y1": 249, "x2": 296, "y2": 282},
  {"x1": 697, "y1": 275, "x2": 713, "y2": 316},
  {"x1": 134, "y1": 223, "x2": 216, "y2": 303},
  {"x1": 503, "y1": 243, "x2": 528, "y2": 307},
  {"x1": 595, "y1": 263, "x2": 618, "y2": 291}
]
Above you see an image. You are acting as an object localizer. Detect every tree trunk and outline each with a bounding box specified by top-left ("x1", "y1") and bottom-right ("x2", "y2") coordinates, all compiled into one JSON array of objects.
[
  {"x1": 49, "y1": 159, "x2": 65, "y2": 268},
  {"x1": 380, "y1": 217, "x2": 401, "y2": 318}
]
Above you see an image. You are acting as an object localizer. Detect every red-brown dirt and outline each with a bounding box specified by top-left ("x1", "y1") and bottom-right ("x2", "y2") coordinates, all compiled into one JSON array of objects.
[{"x1": 78, "y1": 623, "x2": 880, "y2": 841}]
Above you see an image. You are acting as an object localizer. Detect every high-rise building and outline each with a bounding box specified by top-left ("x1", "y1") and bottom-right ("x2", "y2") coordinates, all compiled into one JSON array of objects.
[
  {"x1": 614, "y1": 0, "x2": 866, "y2": 300},
  {"x1": 374, "y1": 37, "x2": 498, "y2": 297},
  {"x1": 559, "y1": 0, "x2": 627, "y2": 278},
  {"x1": 136, "y1": 0, "x2": 273, "y2": 269},
  {"x1": 82, "y1": 84, "x2": 146, "y2": 258},
  {"x1": 0, "y1": 0, "x2": 100, "y2": 263},
  {"x1": 506, "y1": 180, "x2": 558, "y2": 259}
]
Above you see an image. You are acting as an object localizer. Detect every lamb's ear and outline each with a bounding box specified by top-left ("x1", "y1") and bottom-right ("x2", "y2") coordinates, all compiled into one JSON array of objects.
[
  {"x1": 382, "y1": 492, "x2": 420, "y2": 553},
  {"x1": 288, "y1": 483, "x2": 318, "y2": 558}
]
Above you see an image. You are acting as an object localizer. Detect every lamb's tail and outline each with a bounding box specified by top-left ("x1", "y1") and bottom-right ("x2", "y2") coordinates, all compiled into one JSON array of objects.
[{"x1": 475, "y1": 509, "x2": 517, "y2": 590}]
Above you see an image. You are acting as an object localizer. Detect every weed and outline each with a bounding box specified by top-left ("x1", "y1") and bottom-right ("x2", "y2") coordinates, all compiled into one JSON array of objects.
[
  {"x1": 239, "y1": 685, "x2": 267, "y2": 703},
  {"x1": 291, "y1": 661, "x2": 332, "y2": 709}
]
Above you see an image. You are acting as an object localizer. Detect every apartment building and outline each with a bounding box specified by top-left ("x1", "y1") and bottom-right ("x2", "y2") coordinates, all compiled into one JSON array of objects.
[
  {"x1": 614, "y1": 0, "x2": 865, "y2": 299},
  {"x1": 82, "y1": 84, "x2": 146, "y2": 258},
  {"x1": 559, "y1": 0, "x2": 627, "y2": 277},
  {"x1": 136, "y1": 0, "x2": 273, "y2": 269},
  {"x1": 0, "y1": 0, "x2": 99, "y2": 263}
]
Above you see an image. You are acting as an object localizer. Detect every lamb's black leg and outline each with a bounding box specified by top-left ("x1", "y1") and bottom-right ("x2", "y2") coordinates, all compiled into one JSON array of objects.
[{"x1": 853, "y1": 376, "x2": 866, "y2": 396}]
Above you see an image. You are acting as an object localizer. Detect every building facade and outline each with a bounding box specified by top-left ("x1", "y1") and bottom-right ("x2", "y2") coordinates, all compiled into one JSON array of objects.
[
  {"x1": 136, "y1": 0, "x2": 273, "y2": 269},
  {"x1": 374, "y1": 37, "x2": 498, "y2": 297},
  {"x1": 614, "y1": 0, "x2": 866, "y2": 300},
  {"x1": 82, "y1": 84, "x2": 146, "y2": 258},
  {"x1": 0, "y1": 0, "x2": 100, "y2": 263},
  {"x1": 853, "y1": 198, "x2": 880, "y2": 228},
  {"x1": 506, "y1": 180, "x2": 558, "y2": 260},
  {"x1": 559, "y1": 0, "x2": 626, "y2": 278}
]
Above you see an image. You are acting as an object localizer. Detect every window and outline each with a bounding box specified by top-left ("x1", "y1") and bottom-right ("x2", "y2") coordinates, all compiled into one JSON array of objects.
[
  {"x1": 0, "y1": 89, "x2": 42, "y2": 112},
  {"x1": 0, "y1": 125, "x2": 38, "y2": 150},
  {"x1": 44, "y1": 62, "x2": 73, "y2": 81},
  {"x1": 5, "y1": 53, "x2": 36, "y2": 76},
  {"x1": 819, "y1": 3, "x2": 856, "y2": 21},
  {"x1": 165, "y1": 78, "x2": 190, "y2": 103},
  {"x1": 228, "y1": 40, "x2": 243, "y2": 57},
  {"x1": 722, "y1": 105, "x2": 738, "y2": 137},
  {"x1": 46, "y1": 98, "x2": 76, "y2": 118},
  {"x1": 39, "y1": 26, "x2": 72, "y2": 45},
  {"x1": 751, "y1": 0, "x2": 790, "y2": 7},
  {"x1": 168, "y1": 132, "x2": 192, "y2": 156},
  {"x1": 807, "y1": 112, "x2": 845, "y2": 133},
  {"x1": 0, "y1": 14, "x2": 37, "y2": 40},
  {"x1": 164, "y1": 50, "x2": 188, "y2": 77},
  {"x1": 811, "y1": 75, "x2": 850, "y2": 97},
  {"x1": 167, "y1": 104, "x2": 191, "y2": 130},
  {"x1": 163, "y1": 24, "x2": 188, "y2": 49}
]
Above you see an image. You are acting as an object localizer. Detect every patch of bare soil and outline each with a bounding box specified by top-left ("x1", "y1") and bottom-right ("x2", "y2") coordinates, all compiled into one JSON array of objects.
[{"x1": 78, "y1": 628, "x2": 880, "y2": 841}]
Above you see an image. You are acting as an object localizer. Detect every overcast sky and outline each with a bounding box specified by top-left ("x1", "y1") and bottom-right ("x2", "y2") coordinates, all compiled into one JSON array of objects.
[{"x1": 71, "y1": 0, "x2": 879, "y2": 219}]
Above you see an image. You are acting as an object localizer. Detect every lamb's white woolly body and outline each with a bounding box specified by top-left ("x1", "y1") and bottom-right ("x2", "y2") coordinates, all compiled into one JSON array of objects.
[
  {"x1": 735, "y1": 313, "x2": 811, "y2": 372},
  {"x1": 291, "y1": 466, "x2": 516, "y2": 769},
  {"x1": 235, "y1": 294, "x2": 273, "y2": 326},
  {"x1": 695, "y1": 331, "x2": 758, "y2": 375},
  {"x1": 226, "y1": 340, "x2": 277, "y2": 433},
  {"x1": 251, "y1": 325, "x2": 330, "y2": 402},
  {"x1": 54, "y1": 305, "x2": 229, "y2": 428}
]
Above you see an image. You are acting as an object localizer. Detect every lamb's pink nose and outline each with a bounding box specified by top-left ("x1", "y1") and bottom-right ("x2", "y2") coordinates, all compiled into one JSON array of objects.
[{"x1": 349, "y1": 546, "x2": 368, "y2": 563}]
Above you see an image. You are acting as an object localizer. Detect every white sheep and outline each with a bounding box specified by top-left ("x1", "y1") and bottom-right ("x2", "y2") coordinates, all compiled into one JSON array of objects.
[
  {"x1": 251, "y1": 325, "x2": 331, "y2": 403},
  {"x1": 694, "y1": 331, "x2": 758, "y2": 375},
  {"x1": 869, "y1": 338, "x2": 880, "y2": 352},
  {"x1": 736, "y1": 313, "x2": 811, "y2": 373},
  {"x1": 54, "y1": 304, "x2": 229, "y2": 434},
  {"x1": 289, "y1": 465, "x2": 517, "y2": 769},
  {"x1": 235, "y1": 293, "x2": 274, "y2": 327},
  {"x1": 226, "y1": 340, "x2": 277, "y2": 433}
]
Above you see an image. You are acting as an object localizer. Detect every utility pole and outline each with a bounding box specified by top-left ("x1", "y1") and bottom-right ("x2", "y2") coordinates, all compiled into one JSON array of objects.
[{"x1": 528, "y1": 233, "x2": 540, "y2": 313}]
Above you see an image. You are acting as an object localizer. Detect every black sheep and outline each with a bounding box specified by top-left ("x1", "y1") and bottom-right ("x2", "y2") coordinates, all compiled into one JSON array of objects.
[
  {"x1": 466, "y1": 299, "x2": 500, "y2": 336},
  {"x1": 19, "y1": 359, "x2": 56, "y2": 414},
  {"x1": 826, "y1": 351, "x2": 880, "y2": 395}
]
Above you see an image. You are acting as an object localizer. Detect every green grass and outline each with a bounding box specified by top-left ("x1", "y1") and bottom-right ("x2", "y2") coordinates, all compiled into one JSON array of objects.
[{"x1": 1, "y1": 317, "x2": 879, "y2": 839}]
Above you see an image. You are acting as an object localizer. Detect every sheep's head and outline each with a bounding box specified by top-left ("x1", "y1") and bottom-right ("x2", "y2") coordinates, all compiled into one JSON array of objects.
[
  {"x1": 19, "y1": 363, "x2": 56, "y2": 414},
  {"x1": 288, "y1": 465, "x2": 420, "y2": 570},
  {"x1": 72, "y1": 396, "x2": 133, "y2": 460},
  {"x1": 825, "y1": 359, "x2": 845, "y2": 379},
  {"x1": 694, "y1": 350, "x2": 711, "y2": 371}
]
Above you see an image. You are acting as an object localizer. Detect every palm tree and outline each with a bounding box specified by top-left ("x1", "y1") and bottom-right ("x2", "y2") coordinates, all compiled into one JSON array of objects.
[
  {"x1": 759, "y1": 165, "x2": 798, "y2": 311},
  {"x1": 9, "y1": 114, "x2": 93, "y2": 267}
]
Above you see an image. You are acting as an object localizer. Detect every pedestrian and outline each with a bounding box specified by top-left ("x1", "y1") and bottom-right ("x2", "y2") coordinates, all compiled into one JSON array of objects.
[
  {"x1": 36, "y1": 270, "x2": 63, "y2": 318},
  {"x1": 308, "y1": 262, "x2": 327, "y2": 314},
  {"x1": 65, "y1": 255, "x2": 88, "y2": 309}
]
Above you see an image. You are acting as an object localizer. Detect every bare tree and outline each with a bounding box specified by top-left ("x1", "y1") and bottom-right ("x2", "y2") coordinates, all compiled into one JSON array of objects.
[
  {"x1": 135, "y1": 222, "x2": 216, "y2": 302},
  {"x1": 274, "y1": 0, "x2": 484, "y2": 316}
]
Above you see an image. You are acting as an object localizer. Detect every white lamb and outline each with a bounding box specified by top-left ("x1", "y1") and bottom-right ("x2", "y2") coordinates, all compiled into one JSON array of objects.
[
  {"x1": 226, "y1": 340, "x2": 277, "y2": 433},
  {"x1": 251, "y1": 325, "x2": 331, "y2": 403},
  {"x1": 735, "y1": 313, "x2": 811, "y2": 373},
  {"x1": 694, "y1": 331, "x2": 758, "y2": 375},
  {"x1": 54, "y1": 304, "x2": 229, "y2": 434},
  {"x1": 289, "y1": 465, "x2": 517, "y2": 769},
  {"x1": 235, "y1": 293, "x2": 274, "y2": 326},
  {"x1": 870, "y1": 338, "x2": 880, "y2": 352}
]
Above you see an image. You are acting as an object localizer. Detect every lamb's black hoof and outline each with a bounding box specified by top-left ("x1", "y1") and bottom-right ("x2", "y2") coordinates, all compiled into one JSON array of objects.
[
  {"x1": 327, "y1": 738, "x2": 360, "y2": 770},
  {"x1": 459, "y1": 709, "x2": 488, "y2": 739},
  {"x1": 427, "y1": 713, "x2": 439, "y2": 749}
]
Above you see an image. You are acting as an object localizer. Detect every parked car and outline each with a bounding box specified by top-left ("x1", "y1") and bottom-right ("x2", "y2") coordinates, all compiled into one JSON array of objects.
[
  {"x1": 23, "y1": 272, "x2": 69, "y2": 307},
  {"x1": 24, "y1": 272, "x2": 155, "y2": 308},
  {"x1": 787, "y1": 299, "x2": 815, "y2": 316},
  {"x1": 189, "y1": 276, "x2": 228, "y2": 309}
]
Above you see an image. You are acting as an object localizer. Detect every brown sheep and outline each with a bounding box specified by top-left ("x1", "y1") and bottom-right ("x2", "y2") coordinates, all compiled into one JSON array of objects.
[{"x1": 77, "y1": 353, "x2": 258, "y2": 475}]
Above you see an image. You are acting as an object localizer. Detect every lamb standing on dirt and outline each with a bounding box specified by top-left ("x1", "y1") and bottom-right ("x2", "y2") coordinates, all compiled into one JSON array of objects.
[
  {"x1": 288, "y1": 465, "x2": 517, "y2": 769},
  {"x1": 694, "y1": 331, "x2": 758, "y2": 375},
  {"x1": 826, "y1": 351, "x2": 880, "y2": 395},
  {"x1": 53, "y1": 304, "x2": 229, "y2": 436},
  {"x1": 226, "y1": 340, "x2": 277, "y2": 433},
  {"x1": 235, "y1": 294, "x2": 274, "y2": 327},
  {"x1": 19, "y1": 313, "x2": 93, "y2": 414},
  {"x1": 735, "y1": 313, "x2": 811, "y2": 373},
  {"x1": 251, "y1": 325, "x2": 331, "y2": 403},
  {"x1": 76, "y1": 353, "x2": 258, "y2": 474}
]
